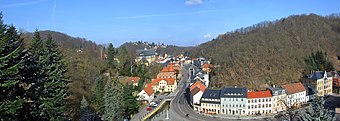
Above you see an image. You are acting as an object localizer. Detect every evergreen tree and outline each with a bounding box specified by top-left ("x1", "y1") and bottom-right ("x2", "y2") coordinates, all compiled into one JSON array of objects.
[
  {"x1": 27, "y1": 33, "x2": 69, "y2": 120},
  {"x1": 299, "y1": 96, "x2": 335, "y2": 121},
  {"x1": 0, "y1": 14, "x2": 26, "y2": 120},
  {"x1": 104, "y1": 75, "x2": 124, "y2": 121},
  {"x1": 305, "y1": 50, "x2": 334, "y2": 72},
  {"x1": 90, "y1": 76, "x2": 104, "y2": 114},
  {"x1": 122, "y1": 84, "x2": 139, "y2": 119},
  {"x1": 107, "y1": 43, "x2": 116, "y2": 68}
]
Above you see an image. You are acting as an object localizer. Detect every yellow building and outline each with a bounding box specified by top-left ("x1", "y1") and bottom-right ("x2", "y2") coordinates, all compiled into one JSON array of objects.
[
  {"x1": 302, "y1": 71, "x2": 333, "y2": 96},
  {"x1": 135, "y1": 48, "x2": 157, "y2": 65},
  {"x1": 151, "y1": 78, "x2": 177, "y2": 93}
]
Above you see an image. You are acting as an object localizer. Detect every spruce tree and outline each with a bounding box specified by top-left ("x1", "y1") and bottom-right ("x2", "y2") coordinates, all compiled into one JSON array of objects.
[
  {"x1": 27, "y1": 32, "x2": 69, "y2": 120},
  {"x1": 91, "y1": 76, "x2": 104, "y2": 114},
  {"x1": 104, "y1": 75, "x2": 124, "y2": 121},
  {"x1": 122, "y1": 84, "x2": 139, "y2": 119},
  {"x1": 41, "y1": 35, "x2": 69, "y2": 120},
  {"x1": 299, "y1": 96, "x2": 335, "y2": 121},
  {"x1": 0, "y1": 13, "x2": 26, "y2": 120},
  {"x1": 107, "y1": 43, "x2": 116, "y2": 68}
]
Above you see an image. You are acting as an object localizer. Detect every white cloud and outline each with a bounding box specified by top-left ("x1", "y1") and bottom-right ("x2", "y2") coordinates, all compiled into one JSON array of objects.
[
  {"x1": 185, "y1": 0, "x2": 203, "y2": 6},
  {"x1": 203, "y1": 34, "x2": 212, "y2": 39}
]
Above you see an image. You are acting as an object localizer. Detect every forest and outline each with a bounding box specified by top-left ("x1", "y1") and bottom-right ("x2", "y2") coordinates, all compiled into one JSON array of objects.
[{"x1": 189, "y1": 13, "x2": 340, "y2": 90}]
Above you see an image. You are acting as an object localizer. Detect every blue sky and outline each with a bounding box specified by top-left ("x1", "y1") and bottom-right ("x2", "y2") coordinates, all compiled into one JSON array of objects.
[{"x1": 0, "y1": 0, "x2": 340, "y2": 47}]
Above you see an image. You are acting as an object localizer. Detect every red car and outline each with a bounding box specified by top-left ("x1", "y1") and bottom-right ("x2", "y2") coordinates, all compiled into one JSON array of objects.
[{"x1": 146, "y1": 107, "x2": 152, "y2": 111}]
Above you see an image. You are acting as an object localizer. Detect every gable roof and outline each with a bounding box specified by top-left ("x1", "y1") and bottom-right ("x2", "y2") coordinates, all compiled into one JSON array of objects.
[
  {"x1": 144, "y1": 84, "x2": 154, "y2": 96},
  {"x1": 282, "y1": 82, "x2": 306, "y2": 94},
  {"x1": 190, "y1": 81, "x2": 206, "y2": 95},
  {"x1": 266, "y1": 87, "x2": 286, "y2": 96},
  {"x1": 202, "y1": 63, "x2": 213, "y2": 68},
  {"x1": 309, "y1": 71, "x2": 333, "y2": 80},
  {"x1": 136, "y1": 48, "x2": 156, "y2": 56},
  {"x1": 191, "y1": 87, "x2": 202, "y2": 96},
  {"x1": 220, "y1": 87, "x2": 248, "y2": 98},
  {"x1": 201, "y1": 89, "x2": 221, "y2": 99},
  {"x1": 160, "y1": 64, "x2": 175, "y2": 72},
  {"x1": 247, "y1": 90, "x2": 272, "y2": 98},
  {"x1": 125, "y1": 77, "x2": 140, "y2": 84},
  {"x1": 151, "y1": 78, "x2": 176, "y2": 85}
]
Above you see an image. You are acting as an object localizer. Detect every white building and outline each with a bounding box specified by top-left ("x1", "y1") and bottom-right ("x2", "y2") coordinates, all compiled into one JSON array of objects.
[
  {"x1": 137, "y1": 84, "x2": 154, "y2": 103},
  {"x1": 282, "y1": 82, "x2": 307, "y2": 108},
  {"x1": 246, "y1": 90, "x2": 273, "y2": 115}
]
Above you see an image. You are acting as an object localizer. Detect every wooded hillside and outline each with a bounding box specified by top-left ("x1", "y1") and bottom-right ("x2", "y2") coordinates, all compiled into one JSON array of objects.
[{"x1": 189, "y1": 14, "x2": 340, "y2": 90}]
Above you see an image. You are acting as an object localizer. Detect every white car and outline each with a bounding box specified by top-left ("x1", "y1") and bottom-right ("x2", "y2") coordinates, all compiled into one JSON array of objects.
[{"x1": 149, "y1": 102, "x2": 158, "y2": 107}]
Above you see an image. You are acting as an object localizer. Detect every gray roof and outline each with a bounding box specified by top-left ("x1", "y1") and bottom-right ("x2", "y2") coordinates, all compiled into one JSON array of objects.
[
  {"x1": 309, "y1": 71, "x2": 332, "y2": 80},
  {"x1": 201, "y1": 89, "x2": 221, "y2": 99},
  {"x1": 136, "y1": 49, "x2": 156, "y2": 56},
  {"x1": 267, "y1": 87, "x2": 286, "y2": 96},
  {"x1": 220, "y1": 87, "x2": 247, "y2": 98}
]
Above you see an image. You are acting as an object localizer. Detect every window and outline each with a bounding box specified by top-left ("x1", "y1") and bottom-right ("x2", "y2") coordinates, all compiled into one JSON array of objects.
[
  {"x1": 236, "y1": 99, "x2": 238, "y2": 101},
  {"x1": 248, "y1": 105, "x2": 250, "y2": 109},
  {"x1": 241, "y1": 99, "x2": 243, "y2": 101},
  {"x1": 259, "y1": 99, "x2": 261, "y2": 102},
  {"x1": 248, "y1": 100, "x2": 250, "y2": 103}
]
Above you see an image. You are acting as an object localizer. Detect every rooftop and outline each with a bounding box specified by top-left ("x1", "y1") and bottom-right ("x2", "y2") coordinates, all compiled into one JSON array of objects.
[
  {"x1": 220, "y1": 87, "x2": 248, "y2": 98},
  {"x1": 144, "y1": 84, "x2": 154, "y2": 96},
  {"x1": 282, "y1": 82, "x2": 306, "y2": 94},
  {"x1": 247, "y1": 90, "x2": 272, "y2": 98},
  {"x1": 201, "y1": 89, "x2": 221, "y2": 99},
  {"x1": 151, "y1": 78, "x2": 176, "y2": 85},
  {"x1": 190, "y1": 81, "x2": 207, "y2": 95},
  {"x1": 136, "y1": 48, "x2": 157, "y2": 56}
]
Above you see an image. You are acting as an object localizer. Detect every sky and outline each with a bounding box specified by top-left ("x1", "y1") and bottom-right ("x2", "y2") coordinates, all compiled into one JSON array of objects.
[{"x1": 0, "y1": 0, "x2": 340, "y2": 47}]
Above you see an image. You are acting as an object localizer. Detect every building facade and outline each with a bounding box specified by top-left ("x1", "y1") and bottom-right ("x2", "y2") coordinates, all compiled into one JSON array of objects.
[
  {"x1": 282, "y1": 82, "x2": 307, "y2": 108},
  {"x1": 247, "y1": 90, "x2": 273, "y2": 115},
  {"x1": 220, "y1": 87, "x2": 248, "y2": 115},
  {"x1": 267, "y1": 87, "x2": 286, "y2": 113},
  {"x1": 302, "y1": 71, "x2": 333, "y2": 96},
  {"x1": 151, "y1": 78, "x2": 177, "y2": 93},
  {"x1": 200, "y1": 89, "x2": 221, "y2": 114}
]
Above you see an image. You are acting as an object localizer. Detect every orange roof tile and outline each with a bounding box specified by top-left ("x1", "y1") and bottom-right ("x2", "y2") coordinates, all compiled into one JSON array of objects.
[
  {"x1": 125, "y1": 77, "x2": 140, "y2": 84},
  {"x1": 247, "y1": 90, "x2": 272, "y2": 98},
  {"x1": 160, "y1": 64, "x2": 175, "y2": 72},
  {"x1": 144, "y1": 84, "x2": 154, "y2": 96},
  {"x1": 202, "y1": 63, "x2": 213, "y2": 68},
  {"x1": 151, "y1": 78, "x2": 176, "y2": 85},
  {"x1": 282, "y1": 82, "x2": 306, "y2": 94},
  {"x1": 190, "y1": 81, "x2": 207, "y2": 92}
]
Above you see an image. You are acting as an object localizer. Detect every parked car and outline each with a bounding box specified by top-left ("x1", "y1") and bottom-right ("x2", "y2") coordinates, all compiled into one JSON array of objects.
[
  {"x1": 146, "y1": 107, "x2": 152, "y2": 111},
  {"x1": 149, "y1": 102, "x2": 158, "y2": 107}
]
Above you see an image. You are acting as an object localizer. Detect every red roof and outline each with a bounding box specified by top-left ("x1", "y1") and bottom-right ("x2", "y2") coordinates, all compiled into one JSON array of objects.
[
  {"x1": 202, "y1": 63, "x2": 213, "y2": 68},
  {"x1": 151, "y1": 78, "x2": 176, "y2": 85},
  {"x1": 282, "y1": 82, "x2": 306, "y2": 94},
  {"x1": 247, "y1": 90, "x2": 272, "y2": 98},
  {"x1": 125, "y1": 77, "x2": 140, "y2": 84},
  {"x1": 144, "y1": 84, "x2": 154, "y2": 96},
  {"x1": 190, "y1": 81, "x2": 206, "y2": 93},
  {"x1": 160, "y1": 64, "x2": 175, "y2": 72}
]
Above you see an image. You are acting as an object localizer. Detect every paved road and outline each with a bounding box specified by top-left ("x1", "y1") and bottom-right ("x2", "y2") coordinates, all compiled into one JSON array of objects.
[{"x1": 168, "y1": 64, "x2": 226, "y2": 121}]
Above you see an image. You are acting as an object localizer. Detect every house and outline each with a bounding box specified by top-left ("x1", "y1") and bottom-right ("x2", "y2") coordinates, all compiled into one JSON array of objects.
[
  {"x1": 123, "y1": 77, "x2": 140, "y2": 86},
  {"x1": 220, "y1": 87, "x2": 248, "y2": 115},
  {"x1": 200, "y1": 89, "x2": 221, "y2": 114},
  {"x1": 157, "y1": 63, "x2": 177, "y2": 79},
  {"x1": 194, "y1": 72, "x2": 210, "y2": 87},
  {"x1": 137, "y1": 84, "x2": 154, "y2": 103},
  {"x1": 135, "y1": 48, "x2": 157, "y2": 64},
  {"x1": 190, "y1": 81, "x2": 207, "y2": 110},
  {"x1": 201, "y1": 63, "x2": 213, "y2": 73},
  {"x1": 247, "y1": 90, "x2": 273, "y2": 115},
  {"x1": 151, "y1": 78, "x2": 177, "y2": 93},
  {"x1": 282, "y1": 82, "x2": 307, "y2": 108},
  {"x1": 267, "y1": 86, "x2": 286, "y2": 113},
  {"x1": 301, "y1": 71, "x2": 333, "y2": 96},
  {"x1": 330, "y1": 71, "x2": 340, "y2": 94}
]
